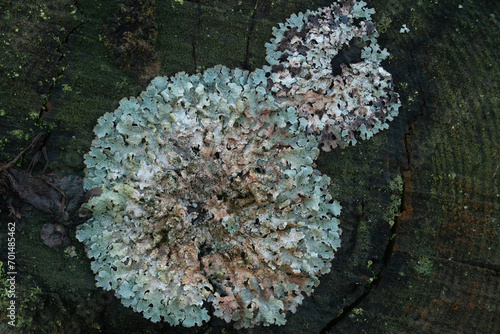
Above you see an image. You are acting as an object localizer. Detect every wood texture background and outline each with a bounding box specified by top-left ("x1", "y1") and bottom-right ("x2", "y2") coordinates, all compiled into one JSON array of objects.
[{"x1": 0, "y1": 0, "x2": 498, "y2": 333}]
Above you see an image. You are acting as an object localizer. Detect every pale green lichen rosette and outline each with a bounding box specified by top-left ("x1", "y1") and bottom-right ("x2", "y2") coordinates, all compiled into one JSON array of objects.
[{"x1": 77, "y1": 66, "x2": 341, "y2": 328}]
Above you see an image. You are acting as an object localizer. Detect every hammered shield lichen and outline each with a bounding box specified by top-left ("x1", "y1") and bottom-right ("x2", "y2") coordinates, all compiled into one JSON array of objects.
[
  {"x1": 77, "y1": 66, "x2": 341, "y2": 328},
  {"x1": 77, "y1": 0, "x2": 400, "y2": 329},
  {"x1": 265, "y1": 0, "x2": 400, "y2": 150}
]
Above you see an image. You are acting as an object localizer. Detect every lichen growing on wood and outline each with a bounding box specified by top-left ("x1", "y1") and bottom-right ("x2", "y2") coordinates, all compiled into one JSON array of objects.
[
  {"x1": 77, "y1": 66, "x2": 341, "y2": 328},
  {"x1": 265, "y1": 0, "x2": 400, "y2": 150},
  {"x1": 77, "y1": 0, "x2": 399, "y2": 328}
]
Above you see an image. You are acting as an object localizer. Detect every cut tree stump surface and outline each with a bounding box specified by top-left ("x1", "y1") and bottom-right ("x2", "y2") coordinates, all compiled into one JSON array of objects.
[{"x1": 0, "y1": 1, "x2": 498, "y2": 333}]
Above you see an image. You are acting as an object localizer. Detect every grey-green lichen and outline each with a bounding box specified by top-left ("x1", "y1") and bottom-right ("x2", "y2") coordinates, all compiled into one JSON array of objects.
[
  {"x1": 77, "y1": 0, "x2": 399, "y2": 329},
  {"x1": 265, "y1": 0, "x2": 400, "y2": 151},
  {"x1": 77, "y1": 66, "x2": 341, "y2": 328}
]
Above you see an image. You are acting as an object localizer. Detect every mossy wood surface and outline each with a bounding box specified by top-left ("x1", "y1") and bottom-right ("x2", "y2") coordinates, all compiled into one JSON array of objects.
[{"x1": 0, "y1": 0, "x2": 498, "y2": 333}]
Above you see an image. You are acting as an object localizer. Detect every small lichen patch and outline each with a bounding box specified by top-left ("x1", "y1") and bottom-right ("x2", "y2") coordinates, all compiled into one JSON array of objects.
[
  {"x1": 265, "y1": 1, "x2": 400, "y2": 151},
  {"x1": 413, "y1": 257, "x2": 434, "y2": 277}
]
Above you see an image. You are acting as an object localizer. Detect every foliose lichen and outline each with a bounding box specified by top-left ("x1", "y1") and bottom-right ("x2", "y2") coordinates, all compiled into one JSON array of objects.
[
  {"x1": 77, "y1": 0, "x2": 399, "y2": 328},
  {"x1": 78, "y1": 66, "x2": 341, "y2": 328},
  {"x1": 265, "y1": 0, "x2": 400, "y2": 150}
]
